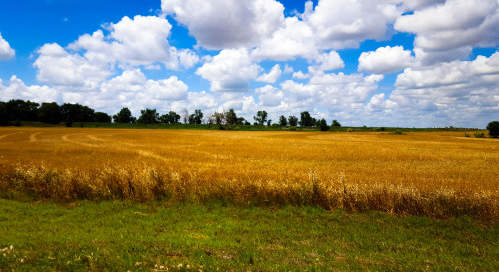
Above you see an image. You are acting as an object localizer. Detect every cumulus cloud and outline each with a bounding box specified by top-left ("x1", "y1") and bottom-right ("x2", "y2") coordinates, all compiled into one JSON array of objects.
[
  {"x1": 256, "y1": 64, "x2": 281, "y2": 83},
  {"x1": 162, "y1": 0, "x2": 285, "y2": 49},
  {"x1": 292, "y1": 71, "x2": 309, "y2": 80},
  {"x1": 67, "y1": 15, "x2": 196, "y2": 70},
  {"x1": 372, "y1": 52, "x2": 499, "y2": 127},
  {"x1": 395, "y1": 0, "x2": 499, "y2": 64},
  {"x1": 251, "y1": 16, "x2": 317, "y2": 61},
  {"x1": 401, "y1": 0, "x2": 446, "y2": 10},
  {"x1": 196, "y1": 49, "x2": 261, "y2": 92},
  {"x1": 308, "y1": 0, "x2": 402, "y2": 49},
  {"x1": 312, "y1": 51, "x2": 345, "y2": 71},
  {"x1": 0, "y1": 76, "x2": 58, "y2": 103},
  {"x1": 34, "y1": 43, "x2": 112, "y2": 91},
  {"x1": 358, "y1": 46, "x2": 414, "y2": 74},
  {"x1": 255, "y1": 85, "x2": 283, "y2": 107},
  {"x1": 252, "y1": 0, "x2": 403, "y2": 62},
  {"x1": 275, "y1": 71, "x2": 384, "y2": 118},
  {"x1": 0, "y1": 33, "x2": 15, "y2": 60}
]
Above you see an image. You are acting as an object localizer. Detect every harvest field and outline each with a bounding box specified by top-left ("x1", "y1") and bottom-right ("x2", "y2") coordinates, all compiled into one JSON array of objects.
[{"x1": 0, "y1": 127, "x2": 497, "y2": 219}]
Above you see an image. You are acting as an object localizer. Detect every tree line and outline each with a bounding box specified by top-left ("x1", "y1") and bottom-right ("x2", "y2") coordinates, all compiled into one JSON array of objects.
[
  {"x1": 0, "y1": 99, "x2": 342, "y2": 130},
  {"x1": 0, "y1": 100, "x2": 111, "y2": 126}
]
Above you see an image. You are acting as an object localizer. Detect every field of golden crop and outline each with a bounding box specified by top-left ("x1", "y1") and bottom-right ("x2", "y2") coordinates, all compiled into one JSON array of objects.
[{"x1": 0, "y1": 127, "x2": 497, "y2": 219}]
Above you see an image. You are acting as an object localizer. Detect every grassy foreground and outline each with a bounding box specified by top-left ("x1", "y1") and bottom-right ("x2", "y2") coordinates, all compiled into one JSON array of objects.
[{"x1": 0, "y1": 199, "x2": 498, "y2": 271}]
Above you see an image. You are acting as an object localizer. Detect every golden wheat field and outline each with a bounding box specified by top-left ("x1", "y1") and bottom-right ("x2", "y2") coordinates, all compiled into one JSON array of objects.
[{"x1": 0, "y1": 127, "x2": 498, "y2": 219}]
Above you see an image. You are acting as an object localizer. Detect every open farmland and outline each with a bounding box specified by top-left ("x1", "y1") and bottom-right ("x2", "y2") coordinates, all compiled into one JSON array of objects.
[{"x1": 0, "y1": 127, "x2": 497, "y2": 219}]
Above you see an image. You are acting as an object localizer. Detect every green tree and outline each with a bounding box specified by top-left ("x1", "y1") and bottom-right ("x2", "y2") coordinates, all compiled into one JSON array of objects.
[
  {"x1": 38, "y1": 102, "x2": 61, "y2": 124},
  {"x1": 138, "y1": 108, "x2": 159, "y2": 124},
  {"x1": 225, "y1": 109, "x2": 238, "y2": 126},
  {"x1": 319, "y1": 119, "x2": 329, "y2": 131},
  {"x1": 113, "y1": 107, "x2": 135, "y2": 123},
  {"x1": 299, "y1": 111, "x2": 314, "y2": 127},
  {"x1": 190, "y1": 109, "x2": 204, "y2": 125},
  {"x1": 94, "y1": 112, "x2": 112, "y2": 123},
  {"x1": 0, "y1": 102, "x2": 8, "y2": 126},
  {"x1": 194, "y1": 110, "x2": 203, "y2": 125},
  {"x1": 60, "y1": 103, "x2": 95, "y2": 123},
  {"x1": 487, "y1": 121, "x2": 499, "y2": 138},
  {"x1": 6, "y1": 99, "x2": 39, "y2": 122},
  {"x1": 332, "y1": 120, "x2": 341, "y2": 127},
  {"x1": 160, "y1": 111, "x2": 181, "y2": 124},
  {"x1": 253, "y1": 111, "x2": 268, "y2": 126},
  {"x1": 279, "y1": 115, "x2": 287, "y2": 127},
  {"x1": 288, "y1": 116, "x2": 298, "y2": 127}
]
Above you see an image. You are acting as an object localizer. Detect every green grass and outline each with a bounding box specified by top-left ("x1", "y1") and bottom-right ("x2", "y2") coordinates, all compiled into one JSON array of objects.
[{"x1": 0, "y1": 199, "x2": 497, "y2": 271}]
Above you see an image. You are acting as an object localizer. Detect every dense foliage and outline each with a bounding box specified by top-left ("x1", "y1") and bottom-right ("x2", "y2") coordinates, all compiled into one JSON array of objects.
[
  {"x1": 1, "y1": 99, "x2": 352, "y2": 130},
  {"x1": 0, "y1": 99, "x2": 112, "y2": 125},
  {"x1": 487, "y1": 121, "x2": 499, "y2": 138}
]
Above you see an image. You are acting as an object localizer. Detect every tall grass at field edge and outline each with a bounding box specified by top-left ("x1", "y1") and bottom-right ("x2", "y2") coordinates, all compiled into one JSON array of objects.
[{"x1": 1, "y1": 164, "x2": 496, "y2": 221}]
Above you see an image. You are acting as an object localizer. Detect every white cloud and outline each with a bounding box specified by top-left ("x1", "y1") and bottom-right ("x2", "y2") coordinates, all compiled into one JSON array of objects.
[
  {"x1": 0, "y1": 33, "x2": 15, "y2": 60},
  {"x1": 308, "y1": 0, "x2": 402, "y2": 49},
  {"x1": 255, "y1": 85, "x2": 283, "y2": 107},
  {"x1": 401, "y1": 0, "x2": 446, "y2": 10},
  {"x1": 34, "y1": 43, "x2": 112, "y2": 91},
  {"x1": 372, "y1": 52, "x2": 499, "y2": 127},
  {"x1": 252, "y1": 0, "x2": 403, "y2": 62},
  {"x1": 176, "y1": 49, "x2": 200, "y2": 69},
  {"x1": 196, "y1": 49, "x2": 261, "y2": 92},
  {"x1": 162, "y1": 0, "x2": 285, "y2": 49},
  {"x1": 283, "y1": 64, "x2": 294, "y2": 74},
  {"x1": 395, "y1": 0, "x2": 499, "y2": 64},
  {"x1": 292, "y1": 71, "x2": 309, "y2": 80},
  {"x1": 252, "y1": 16, "x2": 317, "y2": 61},
  {"x1": 68, "y1": 15, "x2": 191, "y2": 70},
  {"x1": 256, "y1": 64, "x2": 282, "y2": 83},
  {"x1": 358, "y1": 46, "x2": 414, "y2": 74},
  {"x1": 313, "y1": 51, "x2": 344, "y2": 71},
  {"x1": 0, "y1": 76, "x2": 58, "y2": 103},
  {"x1": 100, "y1": 69, "x2": 188, "y2": 110}
]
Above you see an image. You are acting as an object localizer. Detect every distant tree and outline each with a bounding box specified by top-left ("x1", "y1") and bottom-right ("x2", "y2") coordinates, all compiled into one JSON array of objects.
[
  {"x1": 188, "y1": 109, "x2": 203, "y2": 125},
  {"x1": 237, "y1": 117, "x2": 246, "y2": 125},
  {"x1": 211, "y1": 112, "x2": 225, "y2": 129},
  {"x1": 487, "y1": 121, "x2": 499, "y2": 138},
  {"x1": 160, "y1": 111, "x2": 181, "y2": 124},
  {"x1": 288, "y1": 115, "x2": 298, "y2": 127},
  {"x1": 138, "y1": 108, "x2": 159, "y2": 124},
  {"x1": 94, "y1": 112, "x2": 112, "y2": 123},
  {"x1": 225, "y1": 109, "x2": 238, "y2": 126},
  {"x1": 0, "y1": 102, "x2": 8, "y2": 125},
  {"x1": 193, "y1": 109, "x2": 203, "y2": 124},
  {"x1": 113, "y1": 107, "x2": 135, "y2": 123},
  {"x1": 279, "y1": 115, "x2": 287, "y2": 127},
  {"x1": 38, "y1": 102, "x2": 61, "y2": 124},
  {"x1": 312, "y1": 118, "x2": 318, "y2": 127},
  {"x1": 254, "y1": 111, "x2": 268, "y2": 126},
  {"x1": 60, "y1": 103, "x2": 95, "y2": 123},
  {"x1": 299, "y1": 111, "x2": 314, "y2": 127},
  {"x1": 188, "y1": 114, "x2": 196, "y2": 124},
  {"x1": 267, "y1": 119, "x2": 272, "y2": 127},
  {"x1": 319, "y1": 119, "x2": 329, "y2": 131},
  {"x1": 6, "y1": 99, "x2": 39, "y2": 122},
  {"x1": 244, "y1": 120, "x2": 251, "y2": 126},
  {"x1": 332, "y1": 120, "x2": 341, "y2": 127}
]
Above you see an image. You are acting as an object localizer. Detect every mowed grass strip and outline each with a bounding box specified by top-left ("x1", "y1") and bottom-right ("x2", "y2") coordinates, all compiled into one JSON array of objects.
[
  {"x1": 0, "y1": 199, "x2": 498, "y2": 271},
  {"x1": 0, "y1": 127, "x2": 498, "y2": 219}
]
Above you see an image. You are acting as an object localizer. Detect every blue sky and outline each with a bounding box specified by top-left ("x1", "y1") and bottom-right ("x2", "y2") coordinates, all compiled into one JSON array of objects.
[{"x1": 0, "y1": 0, "x2": 498, "y2": 127}]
